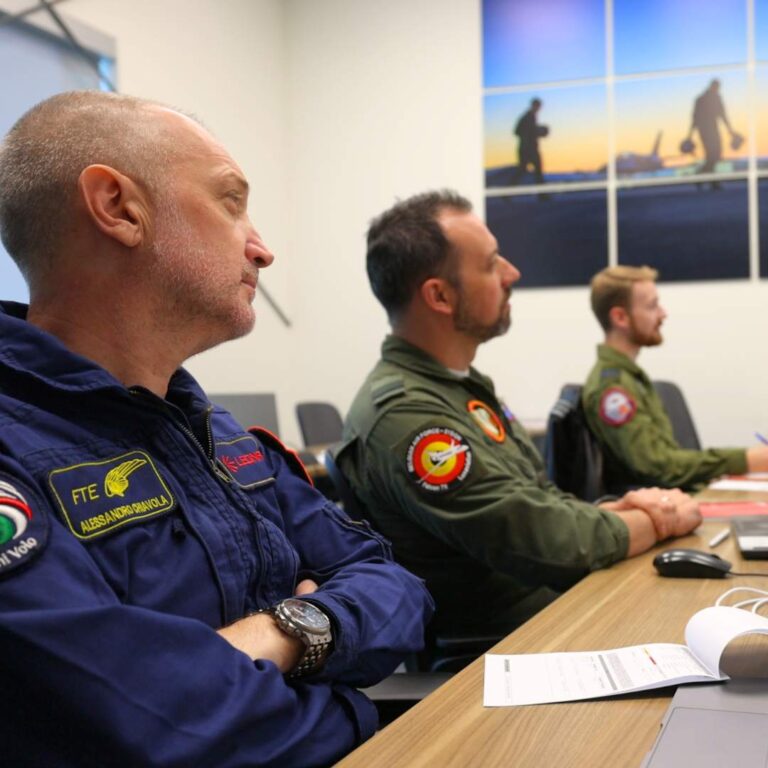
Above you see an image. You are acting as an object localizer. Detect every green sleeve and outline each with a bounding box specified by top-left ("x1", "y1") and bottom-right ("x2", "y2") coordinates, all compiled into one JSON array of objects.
[
  {"x1": 584, "y1": 379, "x2": 747, "y2": 489},
  {"x1": 357, "y1": 400, "x2": 629, "y2": 590}
]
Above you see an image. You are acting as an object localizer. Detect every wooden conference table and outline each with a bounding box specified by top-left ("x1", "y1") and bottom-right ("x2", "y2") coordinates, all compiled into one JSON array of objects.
[{"x1": 338, "y1": 490, "x2": 768, "y2": 768}]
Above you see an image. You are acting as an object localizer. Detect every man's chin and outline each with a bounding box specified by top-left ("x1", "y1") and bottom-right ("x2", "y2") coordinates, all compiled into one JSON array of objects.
[{"x1": 644, "y1": 333, "x2": 663, "y2": 347}]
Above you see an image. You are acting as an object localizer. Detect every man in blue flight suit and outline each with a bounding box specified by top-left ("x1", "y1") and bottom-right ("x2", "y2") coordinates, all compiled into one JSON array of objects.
[{"x1": 0, "y1": 91, "x2": 433, "y2": 767}]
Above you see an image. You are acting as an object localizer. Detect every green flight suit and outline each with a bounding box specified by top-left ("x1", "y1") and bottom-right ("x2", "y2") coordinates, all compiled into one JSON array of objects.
[
  {"x1": 340, "y1": 336, "x2": 629, "y2": 638},
  {"x1": 583, "y1": 344, "x2": 746, "y2": 492}
]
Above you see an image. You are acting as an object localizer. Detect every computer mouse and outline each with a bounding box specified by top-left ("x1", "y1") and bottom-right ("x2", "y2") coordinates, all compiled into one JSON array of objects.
[{"x1": 652, "y1": 548, "x2": 732, "y2": 579}]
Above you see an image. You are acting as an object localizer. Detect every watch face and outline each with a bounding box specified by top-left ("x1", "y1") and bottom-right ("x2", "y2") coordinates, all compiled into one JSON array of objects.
[{"x1": 282, "y1": 598, "x2": 330, "y2": 634}]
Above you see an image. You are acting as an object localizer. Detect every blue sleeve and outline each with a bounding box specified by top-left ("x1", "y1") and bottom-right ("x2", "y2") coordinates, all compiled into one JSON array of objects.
[
  {"x1": 0, "y1": 462, "x2": 375, "y2": 768},
  {"x1": 265, "y1": 445, "x2": 435, "y2": 687}
]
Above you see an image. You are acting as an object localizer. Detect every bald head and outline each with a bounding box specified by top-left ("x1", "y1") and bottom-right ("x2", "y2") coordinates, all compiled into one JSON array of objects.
[{"x1": 0, "y1": 90, "x2": 199, "y2": 290}]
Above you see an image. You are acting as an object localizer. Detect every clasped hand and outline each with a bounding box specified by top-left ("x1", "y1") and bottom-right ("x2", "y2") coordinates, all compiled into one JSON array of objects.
[{"x1": 615, "y1": 487, "x2": 701, "y2": 540}]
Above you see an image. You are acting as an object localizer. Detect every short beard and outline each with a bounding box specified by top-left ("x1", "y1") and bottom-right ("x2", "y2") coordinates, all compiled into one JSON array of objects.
[
  {"x1": 147, "y1": 193, "x2": 255, "y2": 350},
  {"x1": 628, "y1": 319, "x2": 663, "y2": 348},
  {"x1": 453, "y1": 291, "x2": 511, "y2": 342}
]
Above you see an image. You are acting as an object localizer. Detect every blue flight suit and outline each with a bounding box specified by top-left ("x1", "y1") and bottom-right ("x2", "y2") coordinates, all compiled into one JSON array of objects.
[{"x1": 0, "y1": 301, "x2": 433, "y2": 768}]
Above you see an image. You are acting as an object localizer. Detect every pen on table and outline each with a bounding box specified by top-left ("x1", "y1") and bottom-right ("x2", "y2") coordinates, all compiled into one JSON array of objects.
[
  {"x1": 755, "y1": 432, "x2": 768, "y2": 446},
  {"x1": 708, "y1": 527, "x2": 730, "y2": 548}
]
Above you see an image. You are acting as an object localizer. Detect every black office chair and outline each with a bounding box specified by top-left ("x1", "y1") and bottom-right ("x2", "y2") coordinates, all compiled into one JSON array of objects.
[
  {"x1": 295, "y1": 402, "x2": 344, "y2": 447},
  {"x1": 545, "y1": 384, "x2": 605, "y2": 502},
  {"x1": 653, "y1": 380, "x2": 701, "y2": 450},
  {"x1": 323, "y1": 445, "x2": 364, "y2": 517},
  {"x1": 208, "y1": 393, "x2": 280, "y2": 436},
  {"x1": 325, "y1": 444, "x2": 502, "y2": 675}
]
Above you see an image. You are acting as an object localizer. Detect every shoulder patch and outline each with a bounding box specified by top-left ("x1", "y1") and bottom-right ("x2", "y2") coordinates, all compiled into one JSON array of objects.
[
  {"x1": 599, "y1": 387, "x2": 637, "y2": 427},
  {"x1": 467, "y1": 400, "x2": 506, "y2": 443},
  {"x1": 48, "y1": 451, "x2": 176, "y2": 540},
  {"x1": 406, "y1": 427, "x2": 472, "y2": 493},
  {"x1": 600, "y1": 367, "x2": 620, "y2": 379},
  {"x1": 247, "y1": 427, "x2": 313, "y2": 486},
  {"x1": 0, "y1": 476, "x2": 49, "y2": 577}
]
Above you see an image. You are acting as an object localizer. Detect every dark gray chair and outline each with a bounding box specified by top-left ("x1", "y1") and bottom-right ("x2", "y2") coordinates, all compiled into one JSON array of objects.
[
  {"x1": 653, "y1": 380, "x2": 701, "y2": 450},
  {"x1": 295, "y1": 402, "x2": 343, "y2": 447},
  {"x1": 208, "y1": 393, "x2": 280, "y2": 436},
  {"x1": 544, "y1": 383, "x2": 605, "y2": 502}
]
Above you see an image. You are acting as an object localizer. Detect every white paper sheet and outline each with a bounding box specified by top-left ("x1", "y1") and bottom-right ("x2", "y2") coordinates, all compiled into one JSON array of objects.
[
  {"x1": 483, "y1": 606, "x2": 768, "y2": 707},
  {"x1": 708, "y1": 476, "x2": 768, "y2": 492}
]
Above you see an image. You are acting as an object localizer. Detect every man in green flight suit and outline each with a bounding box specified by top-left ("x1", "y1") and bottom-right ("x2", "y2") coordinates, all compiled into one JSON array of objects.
[
  {"x1": 340, "y1": 190, "x2": 701, "y2": 640},
  {"x1": 583, "y1": 265, "x2": 768, "y2": 493}
]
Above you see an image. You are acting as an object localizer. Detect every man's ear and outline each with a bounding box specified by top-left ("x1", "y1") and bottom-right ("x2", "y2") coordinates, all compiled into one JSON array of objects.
[
  {"x1": 420, "y1": 277, "x2": 456, "y2": 317},
  {"x1": 77, "y1": 164, "x2": 150, "y2": 248},
  {"x1": 608, "y1": 305, "x2": 630, "y2": 332}
]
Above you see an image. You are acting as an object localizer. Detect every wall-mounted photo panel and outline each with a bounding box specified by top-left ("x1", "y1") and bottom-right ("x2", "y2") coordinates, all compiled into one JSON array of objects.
[
  {"x1": 482, "y1": 0, "x2": 604, "y2": 88},
  {"x1": 758, "y1": 67, "x2": 768, "y2": 171},
  {"x1": 614, "y1": 71, "x2": 749, "y2": 182},
  {"x1": 486, "y1": 190, "x2": 607, "y2": 287},
  {"x1": 485, "y1": 85, "x2": 608, "y2": 189},
  {"x1": 760, "y1": 179, "x2": 768, "y2": 278},
  {"x1": 757, "y1": 0, "x2": 768, "y2": 62},
  {"x1": 614, "y1": 0, "x2": 747, "y2": 76},
  {"x1": 618, "y1": 181, "x2": 749, "y2": 281}
]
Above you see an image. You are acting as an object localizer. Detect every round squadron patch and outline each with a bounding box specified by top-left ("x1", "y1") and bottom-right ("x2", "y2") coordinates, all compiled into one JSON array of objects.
[
  {"x1": 599, "y1": 387, "x2": 637, "y2": 426},
  {"x1": 406, "y1": 427, "x2": 472, "y2": 492},
  {"x1": 467, "y1": 400, "x2": 506, "y2": 443},
  {"x1": 0, "y1": 478, "x2": 48, "y2": 577}
]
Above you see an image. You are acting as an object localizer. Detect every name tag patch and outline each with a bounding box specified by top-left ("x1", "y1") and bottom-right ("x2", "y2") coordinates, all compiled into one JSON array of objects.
[
  {"x1": 215, "y1": 436, "x2": 274, "y2": 488},
  {"x1": 48, "y1": 451, "x2": 176, "y2": 540}
]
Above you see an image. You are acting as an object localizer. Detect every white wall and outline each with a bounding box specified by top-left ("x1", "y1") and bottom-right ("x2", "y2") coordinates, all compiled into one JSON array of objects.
[{"x1": 48, "y1": 1, "x2": 768, "y2": 448}]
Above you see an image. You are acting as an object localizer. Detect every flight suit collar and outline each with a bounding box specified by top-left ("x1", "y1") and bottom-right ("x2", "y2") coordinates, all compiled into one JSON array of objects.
[
  {"x1": 381, "y1": 335, "x2": 497, "y2": 394},
  {"x1": 596, "y1": 343, "x2": 651, "y2": 383},
  {"x1": 0, "y1": 300, "x2": 208, "y2": 415}
]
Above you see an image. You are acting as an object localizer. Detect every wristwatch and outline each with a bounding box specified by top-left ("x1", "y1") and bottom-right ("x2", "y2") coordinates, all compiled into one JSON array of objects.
[{"x1": 268, "y1": 598, "x2": 333, "y2": 677}]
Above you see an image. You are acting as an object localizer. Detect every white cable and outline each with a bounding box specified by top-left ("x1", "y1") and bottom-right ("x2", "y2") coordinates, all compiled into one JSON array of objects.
[{"x1": 715, "y1": 586, "x2": 768, "y2": 614}]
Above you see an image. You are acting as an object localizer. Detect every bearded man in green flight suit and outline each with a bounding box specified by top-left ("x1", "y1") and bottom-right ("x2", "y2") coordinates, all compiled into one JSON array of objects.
[
  {"x1": 339, "y1": 190, "x2": 701, "y2": 641},
  {"x1": 583, "y1": 265, "x2": 768, "y2": 493}
]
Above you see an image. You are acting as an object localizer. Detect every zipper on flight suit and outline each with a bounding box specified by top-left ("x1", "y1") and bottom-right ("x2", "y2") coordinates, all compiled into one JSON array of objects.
[{"x1": 129, "y1": 388, "x2": 231, "y2": 482}]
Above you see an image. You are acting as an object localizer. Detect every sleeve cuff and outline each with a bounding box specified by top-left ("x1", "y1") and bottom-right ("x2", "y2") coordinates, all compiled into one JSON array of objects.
[{"x1": 333, "y1": 685, "x2": 379, "y2": 744}]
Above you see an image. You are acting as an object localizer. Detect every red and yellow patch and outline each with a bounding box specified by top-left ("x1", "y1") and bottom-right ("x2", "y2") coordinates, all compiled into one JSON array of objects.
[
  {"x1": 406, "y1": 427, "x2": 472, "y2": 492},
  {"x1": 467, "y1": 400, "x2": 506, "y2": 443},
  {"x1": 599, "y1": 387, "x2": 637, "y2": 427}
]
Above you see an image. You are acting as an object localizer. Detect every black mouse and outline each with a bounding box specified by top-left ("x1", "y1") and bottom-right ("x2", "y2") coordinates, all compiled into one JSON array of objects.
[{"x1": 652, "y1": 548, "x2": 732, "y2": 578}]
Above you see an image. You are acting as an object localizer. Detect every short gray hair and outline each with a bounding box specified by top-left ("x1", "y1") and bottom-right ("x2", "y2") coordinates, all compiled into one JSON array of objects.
[{"x1": 0, "y1": 90, "x2": 192, "y2": 289}]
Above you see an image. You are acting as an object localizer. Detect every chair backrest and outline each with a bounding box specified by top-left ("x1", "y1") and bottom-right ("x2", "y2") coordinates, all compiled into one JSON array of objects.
[
  {"x1": 544, "y1": 383, "x2": 605, "y2": 502},
  {"x1": 295, "y1": 402, "x2": 343, "y2": 447},
  {"x1": 208, "y1": 393, "x2": 280, "y2": 436},
  {"x1": 652, "y1": 380, "x2": 701, "y2": 450},
  {"x1": 323, "y1": 444, "x2": 367, "y2": 521}
]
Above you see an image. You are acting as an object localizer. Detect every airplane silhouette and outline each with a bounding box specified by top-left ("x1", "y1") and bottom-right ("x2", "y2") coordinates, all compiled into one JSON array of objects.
[{"x1": 600, "y1": 131, "x2": 665, "y2": 176}]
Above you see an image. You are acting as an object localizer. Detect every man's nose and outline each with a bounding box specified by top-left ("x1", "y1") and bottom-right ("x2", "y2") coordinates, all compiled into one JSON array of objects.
[
  {"x1": 502, "y1": 258, "x2": 521, "y2": 287},
  {"x1": 246, "y1": 229, "x2": 275, "y2": 268}
]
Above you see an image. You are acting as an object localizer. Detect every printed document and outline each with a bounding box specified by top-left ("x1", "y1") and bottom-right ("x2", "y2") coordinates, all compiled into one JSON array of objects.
[{"x1": 484, "y1": 606, "x2": 768, "y2": 707}]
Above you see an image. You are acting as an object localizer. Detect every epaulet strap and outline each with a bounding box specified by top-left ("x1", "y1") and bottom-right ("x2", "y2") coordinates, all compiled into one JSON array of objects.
[
  {"x1": 371, "y1": 375, "x2": 406, "y2": 406},
  {"x1": 600, "y1": 368, "x2": 620, "y2": 379},
  {"x1": 247, "y1": 427, "x2": 313, "y2": 486}
]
